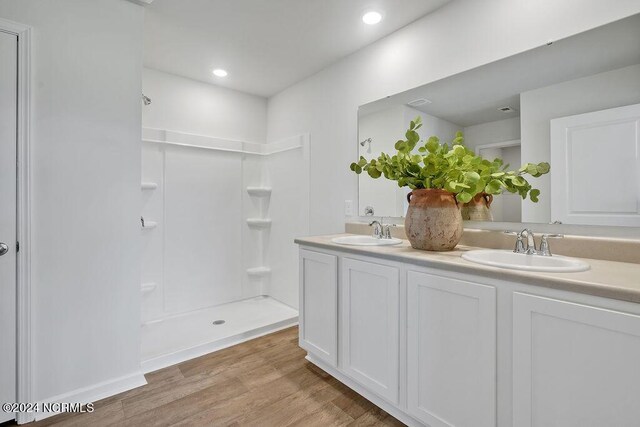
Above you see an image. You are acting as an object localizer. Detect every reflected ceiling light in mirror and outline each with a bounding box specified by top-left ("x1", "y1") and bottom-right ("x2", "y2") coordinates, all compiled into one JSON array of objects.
[
  {"x1": 212, "y1": 68, "x2": 228, "y2": 77},
  {"x1": 362, "y1": 11, "x2": 382, "y2": 25}
]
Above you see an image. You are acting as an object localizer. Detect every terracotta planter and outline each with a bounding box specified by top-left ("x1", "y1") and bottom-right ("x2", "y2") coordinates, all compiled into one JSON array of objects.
[
  {"x1": 404, "y1": 189, "x2": 463, "y2": 251},
  {"x1": 461, "y1": 192, "x2": 494, "y2": 221}
]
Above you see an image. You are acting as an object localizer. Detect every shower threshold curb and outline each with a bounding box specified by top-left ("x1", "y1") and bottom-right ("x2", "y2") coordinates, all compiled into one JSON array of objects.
[{"x1": 140, "y1": 316, "x2": 298, "y2": 374}]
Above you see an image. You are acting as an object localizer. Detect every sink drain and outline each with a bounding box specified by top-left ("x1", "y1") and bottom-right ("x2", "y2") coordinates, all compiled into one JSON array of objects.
[{"x1": 212, "y1": 320, "x2": 225, "y2": 325}]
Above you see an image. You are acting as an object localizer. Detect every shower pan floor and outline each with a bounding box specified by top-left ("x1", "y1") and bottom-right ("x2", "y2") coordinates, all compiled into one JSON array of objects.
[{"x1": 141, "y1": 296, "x2": 298, "y2": 373}]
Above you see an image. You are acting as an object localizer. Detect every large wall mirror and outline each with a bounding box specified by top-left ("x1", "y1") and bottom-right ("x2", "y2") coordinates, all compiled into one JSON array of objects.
[{"x1": 357, "y1": 14, "x2": 640, "y2": 229}]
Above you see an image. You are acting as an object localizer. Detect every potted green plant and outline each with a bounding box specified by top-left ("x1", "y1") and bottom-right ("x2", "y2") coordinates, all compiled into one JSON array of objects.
[
  {"x1": 350, "y1": 117, "x2": 549, "y2": 251},
  {"x1": 460, "y1": 153, "x2": 549, "y2": 221}
]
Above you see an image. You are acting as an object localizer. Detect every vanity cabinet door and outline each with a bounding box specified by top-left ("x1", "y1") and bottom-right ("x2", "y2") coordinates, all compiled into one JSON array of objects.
[
  {"x1": 299, "y1": 249, "x2": 338, "y2": 367},
  {"x1": 513, "y1": 293, "x2": 640, "y2": 427},
  {"x1": 341, "y1": 257, "x2": 400, "y2": 404},
  {"x1": 407, "y1": 270, "x2": 496, "y2": 427}
]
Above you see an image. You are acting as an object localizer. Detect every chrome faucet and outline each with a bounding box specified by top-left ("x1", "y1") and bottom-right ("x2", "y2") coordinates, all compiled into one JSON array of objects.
[
  {"x1": 513, "y1": 232, "x2": 526, "y2": 254},
  {"x1": 521, "y1": 229, "x2": 537, "y2": 255},
  {"x1": 507, "y1": 229, "x2": 564, "y2": 256},
  {"x1": 369, "y1": 220, "x2": 383, "y2": 239},
  {"x1": 539, "y1": 234, "x2": 564, "y2": 256},
  {"x1": 369, "y1": 219, "x2": 394, "y2": 239}
]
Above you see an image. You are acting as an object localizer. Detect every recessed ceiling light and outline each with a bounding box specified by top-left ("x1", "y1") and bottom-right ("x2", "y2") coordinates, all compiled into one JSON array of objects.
[
  {"x1": 362, "y1": 11, "x2": 382, "y2": 25},
  {"x1": 212, "y1": 69, "x2": 228, "y2": 77}
]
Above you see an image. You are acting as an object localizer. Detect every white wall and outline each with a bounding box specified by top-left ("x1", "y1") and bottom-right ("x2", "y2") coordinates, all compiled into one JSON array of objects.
[
  {"x1": 463, "y1": 117, "x2": 520, "y2": 152},
  {"x1": 143, "y1": 67, "x2": 267, "y2": 143},
  {"x1": 520, "y1": 63, "x2": 640, "y2": 222},
  {"x1": 0, "y1": 0, "x2": 145, "y2": 403},
  {"x1": 266, "y1": 0, "x2": 640, "y2": 236}
]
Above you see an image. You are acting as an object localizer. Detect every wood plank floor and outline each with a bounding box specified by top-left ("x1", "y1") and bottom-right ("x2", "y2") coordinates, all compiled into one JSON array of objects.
[{"x1": 26, "y1": 326, "x2": 406, "y2": 427}]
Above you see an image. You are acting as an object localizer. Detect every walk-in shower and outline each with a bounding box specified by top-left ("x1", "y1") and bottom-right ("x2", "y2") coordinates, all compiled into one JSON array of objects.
[{"x1": 139, "y1": 126, "x2": 309, "y2": 372}]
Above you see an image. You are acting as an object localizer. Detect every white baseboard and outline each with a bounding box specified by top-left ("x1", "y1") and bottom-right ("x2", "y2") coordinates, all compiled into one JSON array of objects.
[
  {"x1": 141, "y1": 318, "x2": 298, "y2": 373},
  {"x1": 32, "y1": 371, "x2": 147, "y2": 421}
]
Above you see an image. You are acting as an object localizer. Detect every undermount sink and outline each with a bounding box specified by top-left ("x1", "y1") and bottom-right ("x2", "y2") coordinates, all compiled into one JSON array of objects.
[
  {"x1": 461, "y1": 249, "x2": 590, "y2": 273},
  {"x1": 332, "y1": 235, "x2": 403, "y2": 246}
]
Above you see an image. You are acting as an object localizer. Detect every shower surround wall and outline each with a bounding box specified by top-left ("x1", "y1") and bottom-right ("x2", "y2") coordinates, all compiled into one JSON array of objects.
[{"x1": 141, "y1": 69, "x2": 307, "y2": 368}]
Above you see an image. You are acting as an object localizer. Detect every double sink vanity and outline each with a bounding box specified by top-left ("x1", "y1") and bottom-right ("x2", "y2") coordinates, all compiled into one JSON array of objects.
[
  {"x1": 295, "y1": 229, "x2": 640, "y2": 427},
  {"x1": 297, "y1": 15, "x2": 640, "y2": 427}
]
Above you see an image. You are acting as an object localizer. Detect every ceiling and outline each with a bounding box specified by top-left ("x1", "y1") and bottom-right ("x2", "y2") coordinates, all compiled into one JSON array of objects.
[
  {"x1": 143, "y1": 0, "x2": 451, "y2": 97},
  {"x1": 359, "y1": 13, "x2": 640, "y2": 127}
]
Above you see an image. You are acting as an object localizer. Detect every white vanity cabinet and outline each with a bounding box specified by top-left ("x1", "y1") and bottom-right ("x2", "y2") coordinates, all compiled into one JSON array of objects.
[
  {"x1": 298, "y1": 249, "x2": 338, "y2": 367},
  {"x1": 406, "y1": 270, "x2": 496, "y2": 427},
  {"x1": 512, "y1": 292, "x2": 640, "y2": 427},
  {"x1": 341, "y1": 257, "x2": 400, "y2": 404},
  {"x1": 297, "y1": 242, "x2": 640, "y2": 427}
]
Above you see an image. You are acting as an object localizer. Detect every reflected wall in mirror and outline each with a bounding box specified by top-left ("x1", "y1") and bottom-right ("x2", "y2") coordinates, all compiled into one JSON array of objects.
[{"x1": 357, "y1": 14, "x2": 640, "y2": 227}]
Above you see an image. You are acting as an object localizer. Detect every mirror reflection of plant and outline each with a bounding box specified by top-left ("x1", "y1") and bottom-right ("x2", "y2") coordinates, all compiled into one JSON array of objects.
[{"x1": 350, "y1": 116, "x2": 550, "y2": 203}]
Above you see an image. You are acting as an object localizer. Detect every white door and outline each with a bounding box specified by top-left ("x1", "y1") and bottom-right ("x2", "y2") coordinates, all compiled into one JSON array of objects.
[
  {"x1": 299, "y1": 249, "x2": 338, "y2": 366},
  {"x1": 513, "y1": 293, "x2": 640, "y2": 427},
  {"x1": 407, "y1": 270, "x2": 496, "y2": 427},
  {"x1": 341, "y1": 257, "x2": 399, "y2": 404},
  {"x1": 0, "y1": 30, "x2": 18, "y2": 423},
  {"x1": 550, "y1": 103, "x2": 640, "y2": 226}
]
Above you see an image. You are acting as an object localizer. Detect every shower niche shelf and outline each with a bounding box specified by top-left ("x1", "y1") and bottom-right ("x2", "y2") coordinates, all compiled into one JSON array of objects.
[
  {"x1": 141, "y1": 282, "x2": 158, "y2": 295},
  {"x1": 246, "y1": 218, "x2": 272, "y2": 229},
  {"x1": 141, "y1": 182, "x2": 158, "y2": 190},
  {"x1": 142, "y1": 221, "x2": 158, "y2": 230},
  {"x1": 246, "y1": 186, "x2": 272, "y2": 197},
  {"x1": 246, "y1": 267, "x2": 271, "y2": 277}
]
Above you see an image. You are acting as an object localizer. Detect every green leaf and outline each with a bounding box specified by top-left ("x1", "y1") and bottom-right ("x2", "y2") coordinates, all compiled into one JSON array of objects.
[
  {"x1": 464, "y1": 171, "x2": 480, "y2": 183},
  {"x1": 457, "y1": 192, "x2": 472, "y2": 203},
  {"x1": 530, "y1": 188, "x2": 540, "y2": 202},
  {"x1": 537, "y1": 162, "x2": 550, "y2": 174},
  {"x1": 512, "y1": 176, "x2": 526, "y2": 187},
  {"x1": 485, "y1": 179, "x2": 502, "y2": 194},
  {"x1": 367, "y1": 168, "x2": 382, "y2": 178},
  {"x1": 406, "y1": 129, "x2": 420, "y2": 144},
  {"x1": 426, "y1": 136, "x2": 440, "y2": 153}
]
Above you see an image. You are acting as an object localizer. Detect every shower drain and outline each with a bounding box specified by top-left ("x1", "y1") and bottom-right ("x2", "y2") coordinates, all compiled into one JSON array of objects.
[{"x1": 212, "y1": 320, "x2": 226, "y2": 325}]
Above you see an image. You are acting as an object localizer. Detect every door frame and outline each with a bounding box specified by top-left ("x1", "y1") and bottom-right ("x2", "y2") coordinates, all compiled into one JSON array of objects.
[{"x1": 0, "y1": 17, "x2": 32, "y2": 425}]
